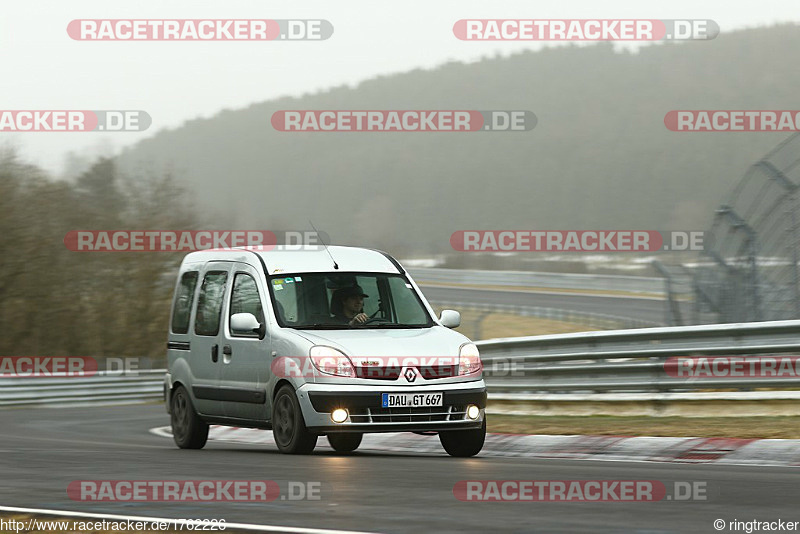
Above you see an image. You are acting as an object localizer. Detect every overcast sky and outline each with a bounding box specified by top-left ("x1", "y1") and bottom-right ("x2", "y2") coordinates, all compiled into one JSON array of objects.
[{"x1": 2, "y1": 0, "x2": 797, "y2": 174}]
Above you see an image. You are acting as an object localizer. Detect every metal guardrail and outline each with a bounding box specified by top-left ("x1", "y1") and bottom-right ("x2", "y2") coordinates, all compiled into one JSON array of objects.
[
  {"x1": 476, "y1": 319, "x2": 800, "y2": 394},
  {"x1": 2, "y1": 320, "x2": 799, "y2": 408},
  {"x1": 0, "y1": 370, "x2": 164, "y2": 407},
  {"x1": 409, "y1": 267, "x2": 665, "y2": 295}
]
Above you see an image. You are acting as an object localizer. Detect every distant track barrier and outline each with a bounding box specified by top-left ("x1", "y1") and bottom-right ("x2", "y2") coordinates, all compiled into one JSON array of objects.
[{"x1": 429, "y1": 300, "x2": 658, "y2": 337}]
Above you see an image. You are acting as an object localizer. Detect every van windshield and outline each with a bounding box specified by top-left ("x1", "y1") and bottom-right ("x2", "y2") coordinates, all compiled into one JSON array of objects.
[{"x1": 268, "y1": 273, "x2": 434, "y2": 329}]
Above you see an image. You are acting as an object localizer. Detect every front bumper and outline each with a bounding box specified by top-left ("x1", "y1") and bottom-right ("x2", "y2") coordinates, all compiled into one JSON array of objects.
[{"x1": 296, "y1": 380, "x2": 487, "y2": 433}]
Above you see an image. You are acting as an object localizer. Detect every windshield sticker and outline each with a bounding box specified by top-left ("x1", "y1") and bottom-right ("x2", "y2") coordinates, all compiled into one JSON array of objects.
[
  {"x1": 274, "y1": 284, "x2": 283, "y2": 291},
  {"x1": 284, "y1": 278, "x2": 294, "y2": 284},
  {"x1": 294, "y1": 276, "x2": 302, "y2": 282}
]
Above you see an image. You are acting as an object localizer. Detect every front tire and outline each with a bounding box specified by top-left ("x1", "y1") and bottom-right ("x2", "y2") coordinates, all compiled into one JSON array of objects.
[
  {"x1": 327, "y1": 433, "x2": 363, "y2": 453},
  {"x1": 272, "y1": 385, "x2": 318, "y2": 454},
  {"x1": 439, "y1": 417, "x2": 486, "y2": 457},
  {"x1": 170, "y1": 385, "x2": 209, "y2": 449}
]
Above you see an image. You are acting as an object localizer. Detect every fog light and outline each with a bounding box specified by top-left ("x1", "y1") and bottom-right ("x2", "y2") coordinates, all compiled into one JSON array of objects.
[
  {"x1": 466, "y1": 404, "x2": 480, "y2": 420},
  {"x1": 331, "y1": 408, "x2": 348, "y2": 423}
]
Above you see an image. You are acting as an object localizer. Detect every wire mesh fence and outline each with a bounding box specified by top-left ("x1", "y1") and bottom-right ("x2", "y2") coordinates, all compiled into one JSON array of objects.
[{"x1": 687, "y1": 133, "x2": 800, "y2": 323}]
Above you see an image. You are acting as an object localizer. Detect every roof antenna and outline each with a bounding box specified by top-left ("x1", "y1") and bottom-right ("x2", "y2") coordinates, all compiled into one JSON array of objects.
[{"x1": 309, "y1": 220, "x2": 338, "y2": 270}]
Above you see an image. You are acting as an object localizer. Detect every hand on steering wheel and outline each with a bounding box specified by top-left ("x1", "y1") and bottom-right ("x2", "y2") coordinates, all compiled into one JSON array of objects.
[{"x1": 348, "y1": 313, "x2": 369, "y2": 326}]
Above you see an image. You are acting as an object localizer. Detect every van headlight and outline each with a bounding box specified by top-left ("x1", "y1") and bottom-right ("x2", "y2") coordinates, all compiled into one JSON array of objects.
[
  {"x1": 309, "y1": 346, "x2": 356, "y2": 378},
  {"x1": 458, "y1": 343, "x2": 482, "y2": 376}
]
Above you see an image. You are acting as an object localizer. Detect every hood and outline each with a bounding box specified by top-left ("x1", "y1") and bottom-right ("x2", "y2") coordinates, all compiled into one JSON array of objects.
[{"x1": 292, "y1": 327, "x2": 470, "y2": 357}]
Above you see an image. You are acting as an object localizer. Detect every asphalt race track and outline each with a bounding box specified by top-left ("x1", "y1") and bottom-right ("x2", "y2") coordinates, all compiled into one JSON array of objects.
[
  {"x1": 0, "y1": 405, "x2": 797, "y2": 533},
  {"x1": 421, "y1": 286, "x2": 669, "y2": 325}
]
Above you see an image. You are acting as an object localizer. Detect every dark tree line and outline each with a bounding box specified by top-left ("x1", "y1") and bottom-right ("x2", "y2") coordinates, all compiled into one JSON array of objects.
[{"x1": 0, "y1": 152, "x2": 195, "y2": 364}]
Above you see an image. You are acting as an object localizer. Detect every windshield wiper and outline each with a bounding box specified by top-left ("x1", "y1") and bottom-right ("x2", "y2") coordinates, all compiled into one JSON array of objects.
[
  {"x1": 364, "y1": 324, "x2": 430, "y2": 329},
  {"x1": 290, "y1": 322, "x2": 431, "y2": 330},
  {"x1": 292, "y1": 323, "x2": 348, "y2": 330}
]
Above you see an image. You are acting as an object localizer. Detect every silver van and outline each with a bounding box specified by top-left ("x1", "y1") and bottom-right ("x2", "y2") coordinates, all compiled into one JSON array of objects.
[{"x1": 164, "y1": 246, "x2": 487, "y2": 456}]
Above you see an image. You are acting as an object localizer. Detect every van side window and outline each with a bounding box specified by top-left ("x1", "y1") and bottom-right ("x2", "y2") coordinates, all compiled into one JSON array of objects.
[
  {"x1": 230, "y1": 274, "x2": 265, "y2": 336},
  {"x1": 195, "y1": 271, "x2": 228, "y2": 336},
  {"x1": 171, "y1": 271, "x2": 199, "y2": 334}
]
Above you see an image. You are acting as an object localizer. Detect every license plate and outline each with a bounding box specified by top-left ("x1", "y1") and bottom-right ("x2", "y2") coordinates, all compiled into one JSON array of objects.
[{"x1": 381, "y1": 392, "x2": 443, "y2": 408}]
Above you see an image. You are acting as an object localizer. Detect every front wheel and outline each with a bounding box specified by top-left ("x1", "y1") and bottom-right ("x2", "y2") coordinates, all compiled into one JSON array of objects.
[
  {"x1": 327, "y1": 432, "x2": 363, "y2": 453},
  {"x1": 272, "y1": 386, "x2": 318, "y2": 454},
  {"x1": 439, "y1": 418, "x2": 486, "y2": 457},
  {"x1": 170, "y1": 385, "x2": 209, "y2": 449}
]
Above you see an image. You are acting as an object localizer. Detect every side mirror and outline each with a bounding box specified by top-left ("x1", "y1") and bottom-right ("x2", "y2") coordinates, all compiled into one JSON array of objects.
[
  {"x1": 231, "y1": 313, "x2": 266, "y2": 339},
  {"x1": 439, "y1": 309, "x2": 461, "y2": 329}
]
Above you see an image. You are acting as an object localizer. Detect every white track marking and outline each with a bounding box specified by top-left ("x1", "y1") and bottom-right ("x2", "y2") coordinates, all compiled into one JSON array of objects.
[{"x1": 150, "y1": 426, "x2": 800, "y2": 467}]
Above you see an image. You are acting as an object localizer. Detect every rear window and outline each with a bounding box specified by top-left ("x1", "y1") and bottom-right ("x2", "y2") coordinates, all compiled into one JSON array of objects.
[{"x1": 171, "y1": 271, "x2": 198, "y2": 334}]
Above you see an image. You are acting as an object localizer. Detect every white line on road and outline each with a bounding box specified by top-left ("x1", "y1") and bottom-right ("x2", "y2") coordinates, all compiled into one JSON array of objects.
[{"x1": 149, "y1": 426, "x2": 800, "y2": 468}]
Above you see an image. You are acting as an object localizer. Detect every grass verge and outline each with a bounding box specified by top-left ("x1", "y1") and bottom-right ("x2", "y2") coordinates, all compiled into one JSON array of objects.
[
  {"x1": 449, "y1": 309, "x2": 595, "y2": 339},
  {"x1": 420, "y1": 282, "x2": 664, "y2": 300}
]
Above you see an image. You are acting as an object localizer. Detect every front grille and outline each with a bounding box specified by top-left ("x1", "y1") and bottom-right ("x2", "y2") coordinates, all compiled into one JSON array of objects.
[
  {"x1": 353, "y1": 365, "x2": 458, "y2": 380},
  {"x1": 419, "y1": 365, "x2": 457, "y2": 379},
  {"x1": 350, "y1": 405, "x2": 467, "y2": 424},
  {"x1": 354, "y1": 366, "x2": 401, "y2": 380}
]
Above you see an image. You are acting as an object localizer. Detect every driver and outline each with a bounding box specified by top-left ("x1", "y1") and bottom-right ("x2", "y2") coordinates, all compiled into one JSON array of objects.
[{"x1": 331, "y1": 285, "x2": 370, "y2": 326}]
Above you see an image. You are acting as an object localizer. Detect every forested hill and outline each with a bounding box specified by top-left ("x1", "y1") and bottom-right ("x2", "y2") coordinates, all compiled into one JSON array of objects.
[{"x1": 117, "y1": 24, "x2": 800, "y2": 255}]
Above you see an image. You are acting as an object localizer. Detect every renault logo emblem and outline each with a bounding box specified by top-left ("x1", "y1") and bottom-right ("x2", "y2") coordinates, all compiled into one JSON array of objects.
[{"x1": 404, "y1": 368, "x2": 417, "y2": 382}]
